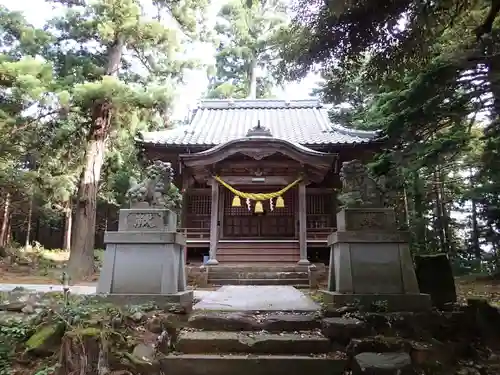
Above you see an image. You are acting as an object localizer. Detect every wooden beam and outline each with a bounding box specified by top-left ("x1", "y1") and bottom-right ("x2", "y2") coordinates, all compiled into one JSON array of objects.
[
  {"x1": 207, "y1": 178, "x2": 219, "y2": 265},
  {"x1": 181, "y1": 139, "x2": 335, "y2": 169},
  {"x1": 218, "y1": 175, "x2": 297, "y2": 186},
  {"x1": 297, "y1": 182, "x2": 310, "y2": 265}
]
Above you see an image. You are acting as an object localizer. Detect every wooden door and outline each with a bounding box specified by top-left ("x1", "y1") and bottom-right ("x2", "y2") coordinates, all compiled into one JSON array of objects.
[{"x1": 222, "y1": 187, "x2": 296, "y2": 239}]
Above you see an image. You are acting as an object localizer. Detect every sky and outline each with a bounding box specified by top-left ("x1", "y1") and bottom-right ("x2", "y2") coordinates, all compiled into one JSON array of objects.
[{"x1": 0, "y1": 0, "x2": 320, "y2": 120}]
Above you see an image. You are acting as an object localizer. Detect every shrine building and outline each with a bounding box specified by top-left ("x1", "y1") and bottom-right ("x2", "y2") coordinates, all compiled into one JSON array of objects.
[{"x1": 138, "y1": 99, "x2": 379, "y2": 265}]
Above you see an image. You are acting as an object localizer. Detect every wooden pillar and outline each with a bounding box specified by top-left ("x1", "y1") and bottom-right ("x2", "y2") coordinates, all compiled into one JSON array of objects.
[
  {"x1": 180, "y1": 173, "x2": 190, "y2": 228},
  {"x1": 207, "y1": 178, "x2": 219, "y2": 265},
  {"x1": 298, "y1": 181, "x2": 310, "y2": 265}
]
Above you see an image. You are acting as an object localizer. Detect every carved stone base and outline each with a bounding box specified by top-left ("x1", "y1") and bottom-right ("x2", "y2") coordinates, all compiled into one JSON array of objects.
[
  {"x1": 325, "y1": 208, "x2": 428, "y2": 311},
  {"x1": 321, "y1": 291, "x2": 431, "y2": 312},
  {"x1": 336, "y1": 207, "x2": 397, "y2": 232},
  {"x1": 97, "y1": 208, "x2": 188, "y2": 297}
]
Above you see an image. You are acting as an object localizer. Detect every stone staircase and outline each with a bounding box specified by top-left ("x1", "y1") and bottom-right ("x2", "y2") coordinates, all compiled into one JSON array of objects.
[
  {"x1": 158, "y1": 308, "x2": 476, "y2": 374},
  {"x1": 161, "y1": 311, "x2": 347, "y2": 375},
  {"x1": 206, "y1": 264, "x2": 315, "y2": 287}
]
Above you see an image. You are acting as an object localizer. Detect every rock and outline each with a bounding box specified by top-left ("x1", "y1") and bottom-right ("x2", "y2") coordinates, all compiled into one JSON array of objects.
[
  {"x1": 111, "y1": 316, "x2": 123, "y2": 328},
  {"x1": 415, "y1": 253, "x2": 457, "y2": 308},
  {"x1": 188, "y1": 312, "x2": 258, "y2": 331},
  {"x1": 146, "y1": 314, "x2": 180, "y2": 334},
  {"x1": 11, "y1": 286, "x2": 27, "y2": 292},
  {"x1": 21, "y1": 304, "x2": 35, "y2": 314},
  {"x1": 25, "y1": 323, "x2": 66, "y2": 356},
  {"x1": 130, "y1": 311, "x2": 145, "y2": 322},
  {"x1": 467, "y1": 299, "x2": 500, "y2": 340},
  {"x1": 324, "y1": 305, "x2": 358, "y2": 317},
  {"x1": 353, "y1": 352, "x2": 413, "y2": 374},
  {"x1": 0, "y1": 301, "x2": 26, "y2": 312},
  {"x1": 346, "y1": 337, "x2": 408, "y2": 357},
  {"x1": 260, "y1": 313, "x2": 321, "y2": 332},
  {"x1": 357, "y1": 313, "x2": 391, "y2": 334},
  {"x1": 321, "y1": 317, "x2": 369, "y2": 343},
  {"x1": 409, "y1": 341, "x2": 452, "y2": 366},
  {"x1": 147, "y1": 316, "x2": 164, "y2": 334},
  {"x1": 132, "y1": 343, "x2": 156, "y2": 363}
]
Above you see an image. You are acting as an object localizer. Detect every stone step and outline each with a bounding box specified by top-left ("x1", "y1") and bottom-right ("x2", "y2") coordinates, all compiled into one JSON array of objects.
[
  {"x1": 217, "y1": 255, "x2": 300, "y2": 262},
  {"x1": 160, "y1": 354, "x2": 347, "y2": 375},
  {"x1": 208, "y1": 265, "x2": 313, "y2": 272},
  {"x1": 208, "y1": 271, "x2": 309, "y2": 280},
  {"x1": 176, "y1": 330, "x2": 331, "y2": 355},
  {"x1": 209, "y1": 278, "x2": 309, "y2": 286},
  {"x1": 187, "y1": 311, "x2": 321, "y2": 332}
]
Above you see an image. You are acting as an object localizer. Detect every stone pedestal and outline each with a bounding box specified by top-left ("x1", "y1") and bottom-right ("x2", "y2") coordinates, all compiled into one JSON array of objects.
[
  {"x1": 321, "y1": 208, "x2": 431, "y2": 312},
  {"x1": 97, "y1": 208, "x2": 192, "y2": 310}
]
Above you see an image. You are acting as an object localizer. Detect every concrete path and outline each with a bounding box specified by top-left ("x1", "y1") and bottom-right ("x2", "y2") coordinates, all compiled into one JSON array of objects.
[
  {"x1": 0, "y1": 283, "x2": 212, "y2": 300},
  {"x1": 193, "y1": 285, "x2": 320, "y2": 312}
]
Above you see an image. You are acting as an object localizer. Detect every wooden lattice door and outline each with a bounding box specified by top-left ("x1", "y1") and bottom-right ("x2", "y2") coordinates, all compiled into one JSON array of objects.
[{"x1": 222, "y1": 187, "x2": 296, "y2": 239}]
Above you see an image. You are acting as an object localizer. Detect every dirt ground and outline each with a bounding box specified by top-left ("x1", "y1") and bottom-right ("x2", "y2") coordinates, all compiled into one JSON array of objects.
[{"x1": 0, "y1": 248, "x2": 101, "y2": 285}]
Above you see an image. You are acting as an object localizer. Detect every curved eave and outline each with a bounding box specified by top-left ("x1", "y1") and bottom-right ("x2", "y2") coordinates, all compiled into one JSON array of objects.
[
  {"x1": 135, "y1": 137, "x2": 381, "y2": 149},
  {"x1": 179, "y1": 136, "x2": 337, "y2": 170}
]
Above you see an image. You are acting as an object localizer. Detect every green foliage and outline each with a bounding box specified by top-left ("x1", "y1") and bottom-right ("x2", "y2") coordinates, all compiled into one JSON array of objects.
[
  {"x1": 0, "y1": 320, "x2": 33, "y2": 375},
  {"x1": 0, "y1": 0, "x2": 208, "y2": 271},
  {"x1": 206, "y1": 0, "x2": 288, "y2": 98},
  {"x1": 277, "y1": 0, "x2": 500, "y2": 273}
]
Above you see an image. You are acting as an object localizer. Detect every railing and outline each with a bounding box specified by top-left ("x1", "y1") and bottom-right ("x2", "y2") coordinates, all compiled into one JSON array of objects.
[
  {"x1": 306, "y1": 227, "x2": 336, "y2": 241},
  {"x1": 178, "y1": 227, "x2": 210, "y2": 240},
  {"x1": 178, "y1": 227, "x2": 335, "y2": 242}
]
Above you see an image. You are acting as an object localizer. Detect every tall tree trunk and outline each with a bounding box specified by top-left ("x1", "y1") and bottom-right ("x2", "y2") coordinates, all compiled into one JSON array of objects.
[
  {"x1": 469, "y1": 167, "x2": 481, "y2": 259},
  {"x1": 403, "y1": 186, "x2": 410, "y2": 228},
  {"x1": 247, "y1": 58, "x2": 257, "y2": 99},
  {"x1": 0, "y1": 193, "x2": 11, "y2": 247},
  {"x1": 6, "y1": 216, "x2": 12, "y2": 244},
  {"x1": 438, "y1": 168, "x2": 453, "y2": 254},
  {"x1": 432, "y1": 170, "x2": 448, "y2": 253},
  {"x1": 67, "y1": 37, "x2": 125, "y2": 281},
  {"x1": 25, "y1": 194, "x2": 33, "y2": 249},
  {"x1": 411, "y1": 171, "x2": 427, "y2": 253},
  {"x1": 63, "y1": 201, "x2": 72, "y2": 251}
]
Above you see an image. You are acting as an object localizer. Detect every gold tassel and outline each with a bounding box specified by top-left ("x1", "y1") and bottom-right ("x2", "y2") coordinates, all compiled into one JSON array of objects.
[
  {"x1": 232, "y1": 195, "x2": 242, "y2": 207},
  {"x1": 275, "y1": 195, "x2": 285, "y2": 208},
  {"x1": 254, "y1": 201, "x2": 264, "y2": 213}
]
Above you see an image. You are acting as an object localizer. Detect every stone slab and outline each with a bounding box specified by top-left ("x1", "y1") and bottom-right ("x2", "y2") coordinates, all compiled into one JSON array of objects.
[
  {"x1": 353, "y1": 352, "x2": 413, "y2": 375},
  {"x1": 321, "y1": 317, "x2": 370, "y2": 343},
  {"x1": 328, "y1": 231, "x2": 409, "y2": 244},
  {"x1": 0, "y1": 284, "x2": 211, "y2": 301},
  {"x1": 321, "y1": 291, "x2": 432, "y2": 312},
  {"x1": 159, "y1": 354, "x2": 347, "y2": 375},
  {"x1": 89, "y1": 290, "x2": 194, "y2": 312},
  {"x1": 193, "y1": 286, "x2": 320, "y2": 312},
  {"x1": 104, "y1": 231, "x2": 186, "y2": 245},
  {"x1": 187, "y1": 311, "x2": 321, "y2": 331},
  {"x1": 176, "y1": 330, "x2": 330, "y2": 354}
]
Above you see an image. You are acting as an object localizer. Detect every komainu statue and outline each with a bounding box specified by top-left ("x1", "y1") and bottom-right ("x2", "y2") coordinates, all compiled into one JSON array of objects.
[
  {"x1": 126, "y1": 160, "x2": 182, "y2": 211},
  {"x1": 338, "y1": 159, "x2": 385, "y2": 208}
]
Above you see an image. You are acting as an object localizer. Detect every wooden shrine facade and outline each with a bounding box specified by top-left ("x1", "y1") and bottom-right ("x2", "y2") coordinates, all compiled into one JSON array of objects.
[{"x1": 138, "y1": 99, "x2": 379, "y2": 264}]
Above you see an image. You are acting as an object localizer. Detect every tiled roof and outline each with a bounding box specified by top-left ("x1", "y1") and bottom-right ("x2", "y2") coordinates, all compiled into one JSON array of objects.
[{"x1": 140, "y1": 99, "x2": 377, "y2": 147}]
